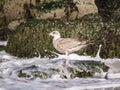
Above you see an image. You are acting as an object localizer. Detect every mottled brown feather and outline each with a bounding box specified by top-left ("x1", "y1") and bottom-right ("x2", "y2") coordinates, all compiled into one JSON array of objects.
[{"x1": 53, "y1": 38, "x2": 90, "y2": 54}]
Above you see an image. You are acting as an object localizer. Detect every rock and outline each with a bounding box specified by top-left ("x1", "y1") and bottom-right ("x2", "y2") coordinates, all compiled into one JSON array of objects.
[
  {"x1": 4, "y1": 0, "x2": 25, "y2": 22},
  {"x1": 94, "y1": 0, "x2": 120, "y2": 58},
  {"x1": 16, "y1": 59, "x2": 105, "y2": 79},
  {"x1": 8, "y1": 19, "x2": 26, "y2": 31},
  {"x1": 0, "y1": 12, "x2": 6, "y2": 26},
  {"x1": 93, "y1": 58, "x2": 120, "y2": 79},
  {"x1": 6, "y1": 16, "x2": 99, "y2": 58},
  {"x1": 3, "y1": 0, "x2": 38, "y2": 22},
  {"x1": 0, "y1": 28, "x2": 10, "y2": 40},
  {"x1": 95, "y1": 0, "x2": 120, "y2": 22},
  {"x1": 2, "y1": 0, "x2": 97, "y2": 21},
  {"x1": 0, "y1": 2, "x2": 6, "y2": 26}
]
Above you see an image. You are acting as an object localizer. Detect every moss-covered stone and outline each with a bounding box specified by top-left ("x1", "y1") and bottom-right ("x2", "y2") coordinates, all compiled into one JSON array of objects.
[
  {"x1": 0, "y1": 27, "x2": 10, "y2": 40},
  {"x1": 0, "y1": 0, "x2": 6, "y2": 26},
  {"x1": 6, "y1": 13, "x2": 120, "y2": 58},
  {"x1": 94, "y1": 0, "x2": 120, "y2": 58},
  {"x1": 6, "y1": 14, "x2": 99, "y2": 58},
  {"x1": 95, "y1": 0, "x2": 120, "y2": 22},
  {"x1": 34, "y1": 0, "x2": 65, "y2": 12},
  {"x1": 0, "y1": 46, "x2": 6, "y2": 51}
]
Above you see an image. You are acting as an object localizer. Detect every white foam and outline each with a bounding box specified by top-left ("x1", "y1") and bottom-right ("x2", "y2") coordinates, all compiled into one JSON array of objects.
[
  {"x1": 0, "y1": 41, "x2": 7, "y2": 46},
  {"x1": 0, "y1": 41, "x2": 120, "y2": 90}
]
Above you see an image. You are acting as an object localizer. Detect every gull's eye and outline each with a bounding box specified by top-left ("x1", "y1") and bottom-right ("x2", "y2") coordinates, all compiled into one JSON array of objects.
[{"x1": 53, "y1": 32, "x2": 56, "y2": 34}]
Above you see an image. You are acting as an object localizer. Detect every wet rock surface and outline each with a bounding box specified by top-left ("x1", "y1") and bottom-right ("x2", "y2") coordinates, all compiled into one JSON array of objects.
[
  {"x1": 0, "y1": 50, "x2": 120, "y2": 90},
  {"x1": 0, "y1": 56, "x2": 105, "y2": 79}
]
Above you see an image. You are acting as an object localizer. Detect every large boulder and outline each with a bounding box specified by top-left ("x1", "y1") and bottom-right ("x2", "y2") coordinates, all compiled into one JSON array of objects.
[
  {"x1": 2, "y1": 0, "x2": 97, "y2": 21},
  {"x1": 95, "y1": 0, "x2": 120, "y2": 22},
  {"x1": 3, "y1": 0, "x2": 38, "y2": 22},
  {"x1": 6, "y1": 14, "x2": 99, "y2": 58},
  {"x1": 94, "y1": 0, "x2": 120, "y2": 58},
  {"x1": 5, "y1": 0, "x2": 120, "y2": 59},
  {"x1": 0, "y1": 1, "x2": 6, "y2": 26},
  {"x1": 8, "y1": 19, "x2": 26, "y2": 31}
]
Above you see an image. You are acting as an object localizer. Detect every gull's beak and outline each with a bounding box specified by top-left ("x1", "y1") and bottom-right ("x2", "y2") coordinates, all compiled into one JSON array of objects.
[
  {"x1": 49, "y1": 32, "x2": 52, "y2": 36},
  {"x1": 49, "y1": 32, "x2": 53, "y2": 36}
]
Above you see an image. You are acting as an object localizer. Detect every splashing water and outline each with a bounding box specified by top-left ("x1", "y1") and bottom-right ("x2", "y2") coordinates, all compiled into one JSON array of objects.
[{"x1": 0, "y1": 41, "x2": 120, "y2": 90}]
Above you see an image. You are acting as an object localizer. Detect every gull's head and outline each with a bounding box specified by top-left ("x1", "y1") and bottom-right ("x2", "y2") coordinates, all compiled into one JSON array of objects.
[{"x1": 49, "y1": 31, "x2": 61, "y2": 40}]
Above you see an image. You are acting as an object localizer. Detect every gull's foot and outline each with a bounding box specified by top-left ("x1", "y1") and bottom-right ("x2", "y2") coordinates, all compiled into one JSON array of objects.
[
  {"x1": 63, "y1": 59, "x2": 71, "y2": 67},
  {"x1": 63, "y1": 63, "x2": 71, "y2": 67}
]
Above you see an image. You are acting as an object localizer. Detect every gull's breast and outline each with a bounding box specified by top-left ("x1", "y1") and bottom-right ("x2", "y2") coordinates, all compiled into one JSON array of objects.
[{"x1": 53, "y1": 38, "x2": 65, "y2": 53}]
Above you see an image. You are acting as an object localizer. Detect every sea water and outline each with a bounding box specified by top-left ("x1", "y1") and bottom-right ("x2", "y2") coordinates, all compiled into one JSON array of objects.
[{"x1": 0, "y1": 41, "x2": 120, "y2": 90}]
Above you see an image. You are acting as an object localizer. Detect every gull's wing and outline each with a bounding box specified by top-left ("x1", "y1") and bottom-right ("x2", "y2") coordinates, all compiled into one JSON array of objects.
[{"x1": 57, "y1": 38, "x2": 88, "y2": 51}]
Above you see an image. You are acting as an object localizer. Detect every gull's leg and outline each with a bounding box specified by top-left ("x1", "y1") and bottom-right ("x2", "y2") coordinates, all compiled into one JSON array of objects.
[{"x1": 65, "y1": 52, "x2": 70, "y2": 66}]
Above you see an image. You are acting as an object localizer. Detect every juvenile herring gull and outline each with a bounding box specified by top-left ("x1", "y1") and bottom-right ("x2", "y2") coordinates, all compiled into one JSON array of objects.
[{"x1": 49, "y1": 31, "x2": 92, "y2": 66}]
